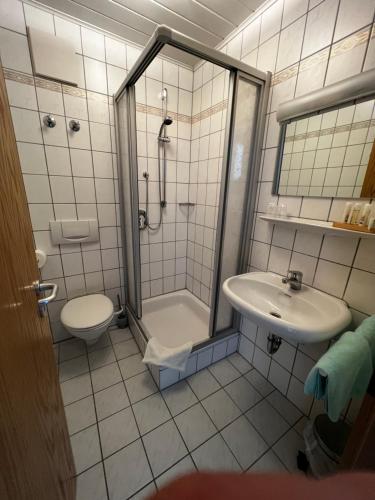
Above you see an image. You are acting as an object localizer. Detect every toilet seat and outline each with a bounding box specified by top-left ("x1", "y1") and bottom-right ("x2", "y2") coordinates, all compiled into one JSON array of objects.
[
  {"x1": 61, "y1": 294, "x2": 114, "y2": 330},
  {"x1": 60, "y1": 294, "x2": 114, "y2": 345}
]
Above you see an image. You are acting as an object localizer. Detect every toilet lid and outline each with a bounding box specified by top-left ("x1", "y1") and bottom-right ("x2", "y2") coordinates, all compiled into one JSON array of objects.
[{"x1": 61, "y1": 294, "x2": 114, "y2": 330}]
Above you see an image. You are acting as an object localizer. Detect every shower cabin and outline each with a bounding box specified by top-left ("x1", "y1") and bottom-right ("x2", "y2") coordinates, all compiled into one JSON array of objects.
[{"x1": 115, "y1": 26, "x2": 270, "y2": 378}]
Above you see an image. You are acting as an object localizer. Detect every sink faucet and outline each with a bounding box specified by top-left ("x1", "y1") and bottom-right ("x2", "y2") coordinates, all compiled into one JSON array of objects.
[{"x1": 282, "y1": 270, "x2": 303, "y2": 291}]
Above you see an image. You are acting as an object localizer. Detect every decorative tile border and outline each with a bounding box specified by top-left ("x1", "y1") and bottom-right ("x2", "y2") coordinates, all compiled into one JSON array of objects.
[
  {"x1": 135, "y1": 99, "x2": 228, "y2": 125},
  {"x1": 192, "y1": 99, "x2": 228, "y2": 124},
  {"x1": 285, "y1": 119, "x2": 375, "y2": 143},
  {"x1": 272, "y1": 26, "x2": 373, "y2": 87}
]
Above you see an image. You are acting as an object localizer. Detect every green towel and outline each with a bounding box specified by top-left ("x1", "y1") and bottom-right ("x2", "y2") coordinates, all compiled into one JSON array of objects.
[
  {"x1": 356, "y1": 315, "x2": 375, "y2": 365},
  {"x1": 304, "y1": 331, "x2": 373, "y2": 422}
]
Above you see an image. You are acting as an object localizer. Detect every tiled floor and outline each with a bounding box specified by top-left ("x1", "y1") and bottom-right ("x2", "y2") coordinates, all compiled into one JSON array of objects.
[{"x1": 56, "y1": 327, "x2": 306, "y2": 500}]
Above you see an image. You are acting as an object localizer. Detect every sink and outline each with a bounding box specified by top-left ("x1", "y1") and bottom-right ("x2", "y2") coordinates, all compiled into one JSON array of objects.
[{"x1": 223, "y1": 272, "x2": 351, "y2": 344}]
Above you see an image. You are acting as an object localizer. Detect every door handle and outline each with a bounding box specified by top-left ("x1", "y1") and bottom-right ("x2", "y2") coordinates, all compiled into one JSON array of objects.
[{"x1": 34, "y1": 281, "x2": 58, "y2": 316}]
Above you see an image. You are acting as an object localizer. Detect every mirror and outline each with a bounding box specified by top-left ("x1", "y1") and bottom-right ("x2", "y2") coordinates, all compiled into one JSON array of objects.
[{"x1": 275, "y1": 98, "x2": 375, "y2": 198}]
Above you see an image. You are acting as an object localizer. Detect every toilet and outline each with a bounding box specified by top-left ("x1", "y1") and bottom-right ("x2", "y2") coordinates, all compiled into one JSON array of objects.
[{"x1": 60, "y1": 294, "x2": 114, "y2": 345}]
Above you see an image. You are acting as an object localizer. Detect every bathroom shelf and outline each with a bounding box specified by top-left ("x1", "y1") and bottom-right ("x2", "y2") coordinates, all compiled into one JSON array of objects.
[{"x1": 259, "y1": 215, "x2": 375, "y2": 239}]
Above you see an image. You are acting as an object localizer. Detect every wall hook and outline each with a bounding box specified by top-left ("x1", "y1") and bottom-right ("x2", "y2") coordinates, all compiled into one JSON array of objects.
[
  {"x1": 69, "y1": 119, "x2": 80, "y2": 132},
  {"x1": 43, "y1": 114, "x2": 56, "y2": 128}
]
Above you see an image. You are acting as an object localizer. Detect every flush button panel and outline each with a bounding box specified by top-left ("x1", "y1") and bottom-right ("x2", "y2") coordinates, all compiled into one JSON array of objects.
[{"x1": 50, "y1": 219, "x2": 99, "y2": 244}]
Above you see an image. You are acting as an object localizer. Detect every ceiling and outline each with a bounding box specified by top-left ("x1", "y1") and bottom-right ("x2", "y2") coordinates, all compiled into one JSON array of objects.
[{"x1": 36, "y1": 0, "x2": 265, "y2": 66}]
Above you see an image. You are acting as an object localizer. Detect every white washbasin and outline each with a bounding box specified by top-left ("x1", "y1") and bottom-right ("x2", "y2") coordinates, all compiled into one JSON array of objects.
[{"x1": 223, "y1": 272, "x2": 351, "y2": 344}]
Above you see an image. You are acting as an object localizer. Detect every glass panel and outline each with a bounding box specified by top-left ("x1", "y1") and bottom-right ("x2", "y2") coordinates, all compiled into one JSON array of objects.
[
  {"x1": 216, "y1": 76, "x2": 259, "y2": 332},
  {"x1": 117, "y1": 90, "x2": 140, "y2": 316}
]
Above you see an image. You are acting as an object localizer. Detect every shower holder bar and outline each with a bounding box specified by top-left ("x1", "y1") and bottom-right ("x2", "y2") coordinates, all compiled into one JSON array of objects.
[{"x1": 178, "y1": 202, "x2": 195, "y2": 207}]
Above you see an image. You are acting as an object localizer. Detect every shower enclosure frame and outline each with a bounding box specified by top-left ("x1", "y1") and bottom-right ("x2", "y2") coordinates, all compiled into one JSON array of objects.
[{"x1": 115, "y1": 25, "x2": 271, "y2": 346}]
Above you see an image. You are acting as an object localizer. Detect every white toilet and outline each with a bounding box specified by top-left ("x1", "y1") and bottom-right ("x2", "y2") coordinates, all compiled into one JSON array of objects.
[{"x1": 60, "y1": 294, "x2": 114, "y2": 345}]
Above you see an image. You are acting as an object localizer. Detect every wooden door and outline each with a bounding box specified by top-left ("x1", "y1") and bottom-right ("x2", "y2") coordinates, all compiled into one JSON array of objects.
[{"x1": 0, "y1": 65, "x2": 75, "y2": 498}]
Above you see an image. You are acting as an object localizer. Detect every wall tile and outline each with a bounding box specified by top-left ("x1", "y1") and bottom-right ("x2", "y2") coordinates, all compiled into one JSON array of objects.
[
  {"x1": 333, "y1": 0, "x2": 375, "y2": 42},
  {"x1": 344, "y1": 269, "x2": 375, "y2": 315},
  {"x1": 0, "y1": 28, "x2": 32, "y2": 73},
  {"x1": 313, "y1": 259, "x2": 350, "y2": 297},
  {"x1": 301, "y1": 0, "x2": 339, "y2": 58}
]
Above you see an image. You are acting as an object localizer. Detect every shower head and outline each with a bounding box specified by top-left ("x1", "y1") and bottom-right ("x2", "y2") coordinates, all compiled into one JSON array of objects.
[
  {"x1": 158, "y1": 115, "x2": 173, "y2": 139},
  {"x1": 163, "y1": 115, "x2": 173, "y2": 126}
]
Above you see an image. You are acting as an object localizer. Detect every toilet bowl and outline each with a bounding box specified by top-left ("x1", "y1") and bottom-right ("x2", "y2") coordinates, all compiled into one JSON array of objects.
[{"x1": 60, "y1": 294, "x2": 114, "y2": 345}]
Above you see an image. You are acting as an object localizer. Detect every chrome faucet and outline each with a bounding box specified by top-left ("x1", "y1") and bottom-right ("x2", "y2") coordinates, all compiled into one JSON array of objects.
[{"x1": 282, "y1": 270, "x2": 303, "y2": 291}]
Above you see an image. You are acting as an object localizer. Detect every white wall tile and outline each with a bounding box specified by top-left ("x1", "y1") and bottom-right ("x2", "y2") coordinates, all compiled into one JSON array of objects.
[
  {"x1": 0, "y1": 0, "x2": 26, "y2": 33},
  {"x1": 17, "y1": 143, "x2": 47, "y2": 174},
  {"x1": 282, "y1": 0, "x2": 308, "y2": 28},
  {"x1": 313, "y1": 259, "x2": 350, "y2": 297},
  {"x1": 81, "y1": 28, "x2": 105, "y2": 61},
  {"x1": 23, "y1": 174, "x2": 52, "y2": 203},
  {"x1": 301, "y1": 0, "x2": 339, "y2": 58},
  {"x1": 344, "y1": 269, "x2": 375, "y2": 315},
  {"x1": 320, "y1": 235, "x2": 358, "y2": 266},
  {"x1": 6, "y1": 80, "x2": 37, "y2": 109},
  {"x1": 84, "y1": 58, "x2": 107, "y2": 94},
  {"x1": 334, "y1": 0, "x2": 375, "y2": 42},
  {"x1": 105, "y1": 36, "x2": 126, "y2": 68},
  {"x1": 45, "y1": 146, "x2": 71, "y2": 176},
  {"x1": 11, "y1": 107, "x2": 42, "y2": 143},
  {"x1": 0, "y1": 28, "x2": 32, "y2": 73}
]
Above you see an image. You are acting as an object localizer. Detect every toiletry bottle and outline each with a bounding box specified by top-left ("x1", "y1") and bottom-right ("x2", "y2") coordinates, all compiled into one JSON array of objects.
[
  {"x1": 359, "y1": 203, "x2": 371, "y2": 225},
  {"x1": 341, "y1": 202, "x2": 353, "y2": 223},
  {"x1": 368, "y1": 204, "x2": 375, "y2": 231},
  {"x1": 349, "y1": 203, "x2": 362, "y2": 224}
]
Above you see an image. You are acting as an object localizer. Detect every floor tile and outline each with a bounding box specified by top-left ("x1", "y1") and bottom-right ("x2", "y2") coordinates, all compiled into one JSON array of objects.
[
  {"x1": 113, "y1": 338, "x2": 139, "y2": 360},
  {"x1": 249, "y1": 450, "x2": 287, "y2": 473},
  {"x1": 187, "y1": 369, "x2": 220, "y2": 399},
  {"x1": 201, "y1": 389, "x2": 241, "y2": 430},
  {"x1": 125, "y1": 371, "x2": 158, "y2": 403},
  {"x1": 129, "y1": 481, "x2": 156, "y2": 499},
  {"x1": 133, "y1": 393, "x2": 171, "y2": 435},
  {"x1": 155, "y1": 456, "x2": 196, "y2": 489},
  {"x1": 245, "y1": 369, "x2": 275, "y2": 397},
  {"x1": 143, "y1": 420, "x2": 188, "y2": 477},
  {"x1": 162, "y1": 380, "x2": 198, "y2": 416},
  {"x1": 246, "y1": 399, "x2": 290, "y2": 445},
  {"x1": 272, "y1": 429, "x2": 305, "y2": 472},
  {"x1": 224, "y1": 376, "x2": 262, "y2": 412},
  {"x1": 70, "y1": 424, "x2": 102, "y2": 474},
  {"x1": 192, "y1": 434, "x2": 241, "y2": 472},
  {"x1": 208, "y1": 359, "x2": 241, "y2": 386},
  {"x1": 221, "y1": 416, "x2": 268, "y2": 470},
  {"x1": 76, "y1": 463, "x2": 108, "y2": 500},
  {"x1": 61, "y1": 373, "x2": 92, "y2": 405},
  {"x1": 59, "y1": 338, "x2": 87, "y2": 362},
  {"x1": 59, "y1": 355, "x2": 89, "y2": 382},
  {"x1": 227, "y1": 353, "x2": 252, "y2": 374},
  {"x1": 267, "y1": 391, "x2": 302, "y2": 425},
  {"x1": 98, "y1": 407, "x2": 139, "y2": 458},
  {"x1": 109, "y1": 327, "x2": 133, "y2": 345},
  {"x1": 87, "y1": 332, "x2": 111, "y2": 352},
  {"x1": 91, "y1": 362, "x2": 122, "y2": 393},
  {"x1": 118, "y1": 353, "x2": 147, "y2": 380},
  {"x1": 94, "y1": 382, "x2": 130, "y2": 421},
  {"x1": 105, "y1": 439, "x2": 153, "y2": 500},
  {"x1": 88, "y1": 346, "x2": 116, "y2": 370},
  {"x1": 174, "y1": 403, "x2": 216, "y2": 451},
  {"x1": 65, "y1": 395, "x2": 96, "y2": 435}
]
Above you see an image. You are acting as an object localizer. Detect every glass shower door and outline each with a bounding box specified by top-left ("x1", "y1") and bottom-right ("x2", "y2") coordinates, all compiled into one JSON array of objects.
[
  {"x1": 211, "y1": 73, "x2": 264, "y2": 335},
  {"x1": 116, "y1": 86, "x2": 142, "y2": 318}
]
